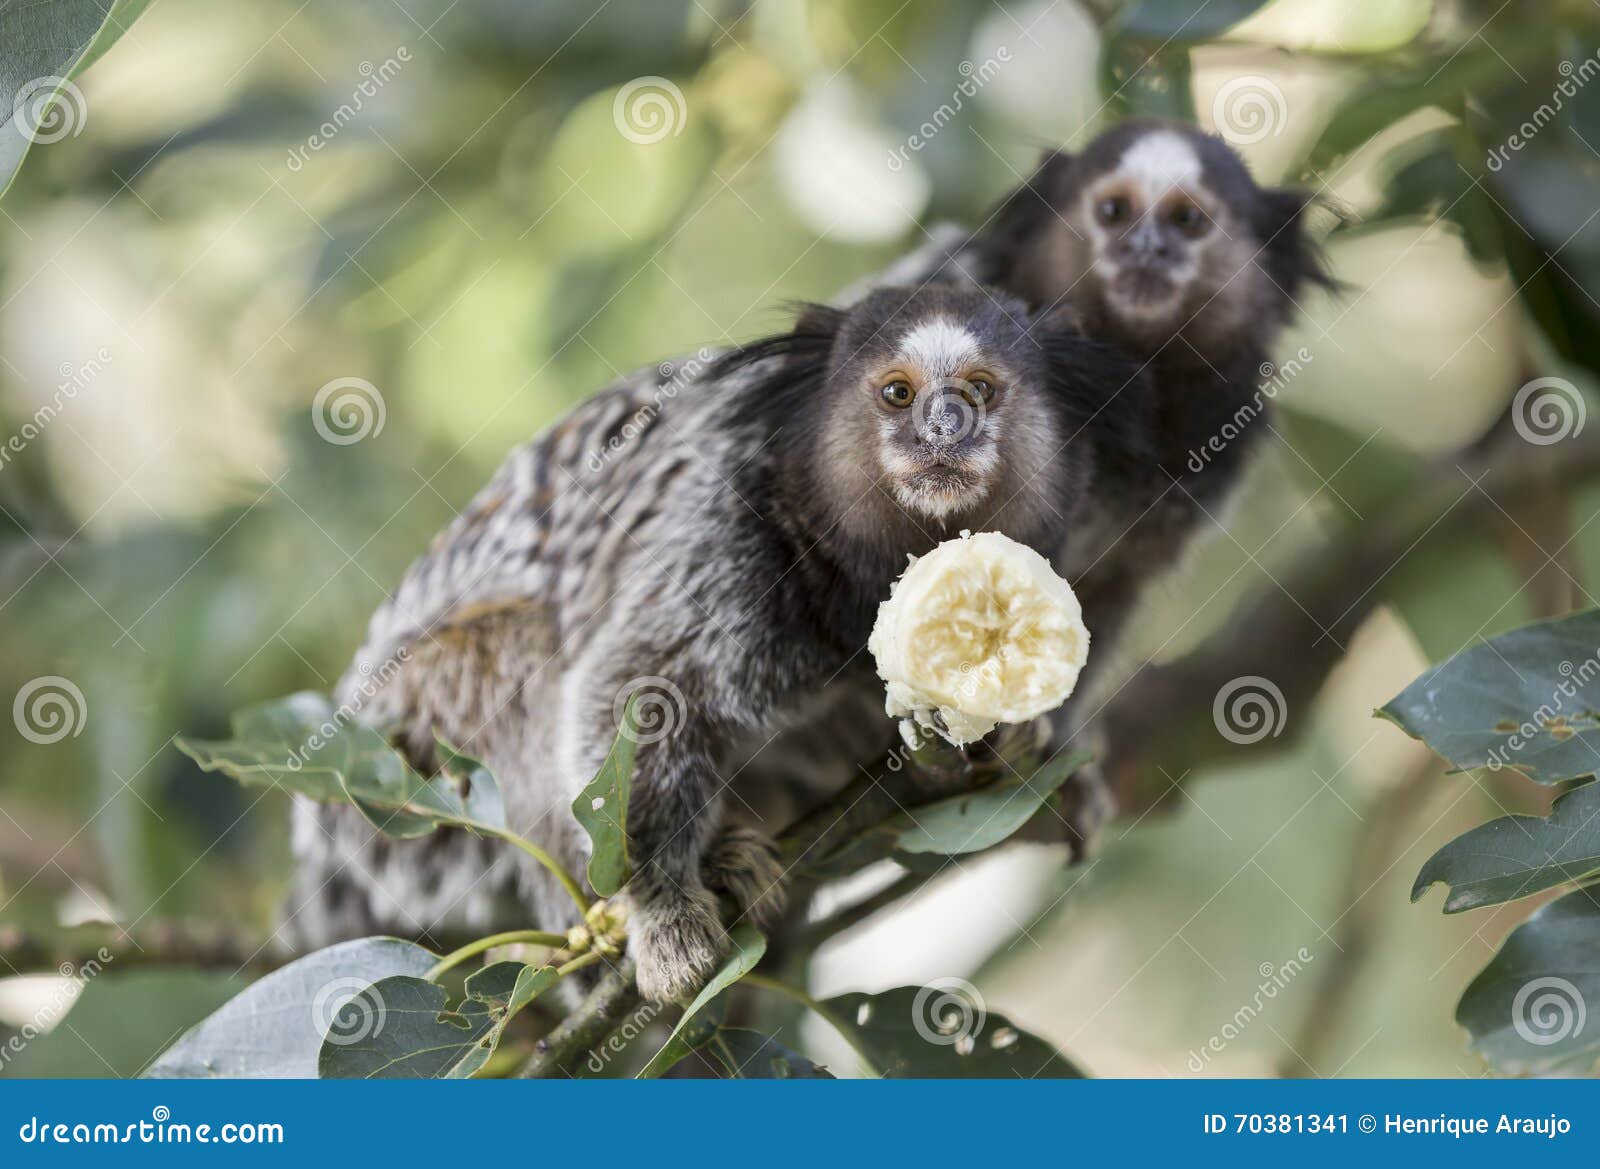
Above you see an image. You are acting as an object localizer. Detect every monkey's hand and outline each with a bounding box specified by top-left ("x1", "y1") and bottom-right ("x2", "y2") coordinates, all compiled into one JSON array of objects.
[
  {"x1": 626, "y1": 884, "x2": 728, "y2": 1004},
  {"x1": 703, "y1": 825, "x2": 788, "y2": 931}
]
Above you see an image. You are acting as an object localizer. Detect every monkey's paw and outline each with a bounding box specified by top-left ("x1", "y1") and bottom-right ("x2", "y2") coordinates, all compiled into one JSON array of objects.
[
  {"x1": 703, "y1": 825, "x2": 788, "y2": 931},
  {"x1": 627, "y1": 886, "x2": 728, "y2": 1004}
]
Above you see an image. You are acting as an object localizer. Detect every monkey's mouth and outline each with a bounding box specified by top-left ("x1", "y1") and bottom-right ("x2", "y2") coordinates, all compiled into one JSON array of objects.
[
  {"x1": 891, "y1": 450, "x2": 997, "y2": 519},
  {"x1": 1109, "y1": 266, "x2": 1182, "y2": 311}
]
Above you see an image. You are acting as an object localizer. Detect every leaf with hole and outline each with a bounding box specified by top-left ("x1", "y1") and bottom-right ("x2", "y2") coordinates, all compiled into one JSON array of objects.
[
  {"x1": 572, "y1": 698, "x2": 637, "y2": 896},
  {"x1": 821, "y1": 986, "x2": 1085, "y2": 1078},
  {"x1": 318, "y1": 961, "x2": 559, "y2": 1079},
  {"x1": 1415, "y1": 780, "x2": 1600, "y2": 912},
  {"x1": 1377, "y1": 609, "x2": 1600, "y2": 783}
]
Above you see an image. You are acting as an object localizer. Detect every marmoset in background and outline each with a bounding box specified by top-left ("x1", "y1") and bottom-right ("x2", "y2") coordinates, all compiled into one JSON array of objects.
[{"x1": 289, "y1": 285, "x2": 1150, "y2": 1002}]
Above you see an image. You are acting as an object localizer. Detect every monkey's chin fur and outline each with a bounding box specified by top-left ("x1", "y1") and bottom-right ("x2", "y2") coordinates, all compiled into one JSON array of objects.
[{"x1": 891, "y1": 467, "x2": 993, "y2": 520}]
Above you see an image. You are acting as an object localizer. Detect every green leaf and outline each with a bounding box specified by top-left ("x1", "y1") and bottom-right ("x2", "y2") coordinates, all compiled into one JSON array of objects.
[
  {"x1": 2, "y1": 970, "x2": 243, "y2": 1079},
  {"x1": 888, "y1": 749, "x2": 1093, "y2": 856},
  {"x1": 318, "y1": 961, "x2": 559, "y2": 1079},
  {"x1": 1378, "y1": 610, "x2": 1600, "y2": 783},
  {"x1": 145, "y1": 938, "x2": 439, "y2": 1079},
  {"x1": 572, "y1": 699, "x2": 637, "y2": 896},
  {"x1": 1, "y1": 1, "x2": 152, "y2": 196},
  {"x1": 176, "y1": 691, "x2": 507, "y2": 839},
  {"x1": 702, "y1": 1028, "x2": 833, "y2": 1079},
  {"x1": 1456, "y1": 885, "x2": 1600, "y2": 1075},
  {"x1": 637, "y1": 924, "x2": 766, "y2": 1077},
  {"x1": 1415, "y1": 781, "x2": 1600, "y2": 913},
  {"x1": 820, "y1": 985, "x2": 1086, "y2": 1078}
]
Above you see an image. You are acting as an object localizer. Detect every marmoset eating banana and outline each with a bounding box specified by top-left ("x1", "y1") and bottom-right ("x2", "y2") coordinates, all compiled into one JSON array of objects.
[{"x1": 289, "y1": 285, "x2": 1150, "y2": 1002}]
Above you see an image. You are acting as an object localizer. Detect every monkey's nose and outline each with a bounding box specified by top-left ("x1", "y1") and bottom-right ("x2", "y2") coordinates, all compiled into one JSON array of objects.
[{"x1": 914, "y1": 387, "x2": 983, "y2": 447}]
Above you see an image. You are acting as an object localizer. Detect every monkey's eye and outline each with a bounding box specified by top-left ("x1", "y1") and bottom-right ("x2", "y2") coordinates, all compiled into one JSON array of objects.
[
  {"x1": 1095, "y1": 195, "x2": 1131, "y2": 226},
  {"x1": 1169, "y1": 200, "x2": 1208, "y2": 237},
  {"x1": 965, "y1": 378, "x2": 995, "y2": 405},
  {"x1": 881, "y1": 380, "x2": 915, "y2": 408}
]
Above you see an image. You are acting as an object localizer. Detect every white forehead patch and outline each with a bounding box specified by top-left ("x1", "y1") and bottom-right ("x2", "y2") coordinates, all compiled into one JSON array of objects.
[
  {"x1": 1118, "y1": 131, "x2": 1203, "y2": 198},
  {"x1": 897, "y1": 318, "x2": 981, "y2": 377}
]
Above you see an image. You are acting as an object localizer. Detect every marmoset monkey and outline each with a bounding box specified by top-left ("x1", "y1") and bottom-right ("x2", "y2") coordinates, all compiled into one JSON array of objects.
[
  {"x1": 937, "y1": 119, "x2": 1334, "y2": 708},
  {"x1": 290, "y1": 285, "x2": 1150, "y2": 1002}
]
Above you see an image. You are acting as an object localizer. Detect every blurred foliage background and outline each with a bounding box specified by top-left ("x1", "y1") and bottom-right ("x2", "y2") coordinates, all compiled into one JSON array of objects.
[{"x1": 3, "y1": 0, "x2": 1600, "y2": 1077}]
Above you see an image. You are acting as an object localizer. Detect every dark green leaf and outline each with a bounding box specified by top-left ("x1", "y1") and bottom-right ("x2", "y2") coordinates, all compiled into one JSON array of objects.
[
  {"x1": 1377, "y1": 609, "x2": 1600, "y2": 783},
  {"x1": 0, "y1": 0, "x2": 151, "y2": 196},
  {"x1": 1456, "y1": 885, "x2": 1600, "y2": 1075},
  {"x1": 1100, "y1": 37, "x2": 1195, "y2": 121},
  {"x1": 638, "y1": 924, "x2": 766, "y2": 1077},
  {"x1": 319, "y1": 960, "x2": 559, "y2": 1079},
  {"x1": 821, "y1": 985, "x2": 1086, "y2": 1078},
  {"x1": 176, "y1": 691, "x2": 508, "y2": 839},
  {"x1": 145, "y1": 938, "x2": 438, "y2": 1078},
  {"x1": 703, "y1": 1028, "x2": 833, "y2": 1079},
  {"x1": 889, "y1": 749, "x2": 1093, "y2": 855},
  {"x1": 3, "y1": 970, "x2": 242, "y2": 1079},
  {"x1": 1416, "y1": 781, "x2": 1600, "y2": 912},
  {"x1": 572, "y1": 699, "x2": 637, "y2": 896}
]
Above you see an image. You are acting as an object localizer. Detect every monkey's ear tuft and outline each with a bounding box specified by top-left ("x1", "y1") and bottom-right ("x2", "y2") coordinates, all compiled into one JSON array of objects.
[
  {"x1": 708, "y1": 302, "x2": 843, "y2": 382},
  {"x1": 1254, "y1": 186, "x2": 1343, "y2": 306}
]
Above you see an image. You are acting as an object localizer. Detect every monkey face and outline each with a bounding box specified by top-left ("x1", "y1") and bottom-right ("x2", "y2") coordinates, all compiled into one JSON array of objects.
[
  {"x1": 859, "y1": 319, "x2": 1011, "y2": 520},
  {"x1": 997, "y1": 121, "x2": 1320, "y2": 361}
]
